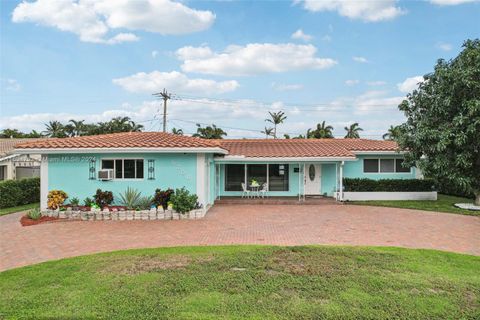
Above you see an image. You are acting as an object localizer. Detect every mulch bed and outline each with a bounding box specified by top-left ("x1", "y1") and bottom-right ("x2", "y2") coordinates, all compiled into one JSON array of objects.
[{"x1": 20, "y1": 215, "x2": 61, "y2": 227}]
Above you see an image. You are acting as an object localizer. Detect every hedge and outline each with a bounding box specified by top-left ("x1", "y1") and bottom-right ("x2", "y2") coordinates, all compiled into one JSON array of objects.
[
  {"x1": 343, "y1": 178, "x2": 436, "y2": 192},
  {"x1": 0, "y1": 177, "x2": 40, "y2": 208}
]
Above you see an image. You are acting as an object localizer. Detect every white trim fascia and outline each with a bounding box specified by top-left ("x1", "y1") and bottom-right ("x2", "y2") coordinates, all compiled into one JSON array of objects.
[
  {"x1": 40, "y1": 155, "x2": 48, "y2": 210},
  {"x1": 0, "y1": 154, "x2": 20, "y2": 162},
  {"x1": 351, "y1": 150, "x2": 405, "y2": 155},
  {"x1": 214, "y1": 156, "x2": 356, "y2": 162},
  {"x1": 14, "y1": 147, "x2": 228, "y2": 155}
]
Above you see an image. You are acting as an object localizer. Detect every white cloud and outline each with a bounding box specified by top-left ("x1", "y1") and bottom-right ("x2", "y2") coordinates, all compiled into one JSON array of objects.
[
  {"x1": 436, "y1": 42, "x2": 452, "y2": 51},
  {"x1": 3, "y1": 79, "x2": 21, "y2": 91},
  {"x1": 397, "y1": 76, "x2": 424, "y2": 93},
  {"x1": 12, "y1": 0, "x2": 215, "y2": 44},
  {"x1": 271, "y1": 82, "x2": 303, "y2": 91},
  {"x1": 328, "y1": 90, "x2": 404, "y2": 115},
  {"x1": 291, "y1": 29, "x2": 313, "y2": 42},
  {"x1": 353, "y1": 56, "x2": 369, "y2": 63},
  {"x1": 176, "y1": 43, "x2": 337, "y2": 76},
  {"x1": 345, "y1": 79, "x2": 359, "y2": 86},
  {"x1": 151, "y1": 50, "x2": 158, "y2": 58},
  {"x1": 112, "y1": 71, "x2": 239, "y2": 95},
  {"x1": 367, "y1": 81, "x2": 387, "y2": 86},
  {"x1": 430, "y1": 0, "x2": 478, "y2": 5},
  {"x1": 298, "y1": 0, "x2": 405, "y2": 22}
]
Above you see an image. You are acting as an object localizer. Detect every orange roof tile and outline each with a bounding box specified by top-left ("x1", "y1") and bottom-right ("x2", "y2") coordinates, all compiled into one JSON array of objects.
[
  {"x1": 14, "y1": 132, "x2": 399, "y2": 158},
  {"x1": 15, "y1": 132, "x2": 221, "y2": 150}
]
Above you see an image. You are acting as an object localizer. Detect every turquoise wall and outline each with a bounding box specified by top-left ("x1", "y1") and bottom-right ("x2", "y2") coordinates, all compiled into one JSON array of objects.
[
  {"x1": 48, "y1": 153, "x2": 197, "y2": 205},
  {"x1": 343, "y1": 155, "x2": 416, "y2": 180},
  {"x1": 321, "y1": 163, "x2": 337, "y2": 196}
]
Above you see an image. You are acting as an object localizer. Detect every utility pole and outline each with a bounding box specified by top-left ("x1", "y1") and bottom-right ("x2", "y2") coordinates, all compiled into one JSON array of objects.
[{"x1": 153, "y1": 88, "x2": 171, "y2": 132}]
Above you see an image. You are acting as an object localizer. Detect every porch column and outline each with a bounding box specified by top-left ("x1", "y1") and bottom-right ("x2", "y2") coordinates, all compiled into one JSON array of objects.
[
  {"x1": 297, "y1": 163, "x2": 301, "y2": 201},
  {"x1": 339, "y1": 161, "x2": 344, "y2": 201},
  {"x1": 40, "y1": 155, "x2": 48, "y2": 210}
]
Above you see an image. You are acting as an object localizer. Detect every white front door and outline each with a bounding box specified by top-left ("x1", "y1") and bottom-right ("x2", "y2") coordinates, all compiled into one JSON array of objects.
[{"x1": 304, "y1": 163, "x2": 321, "y2": 195}]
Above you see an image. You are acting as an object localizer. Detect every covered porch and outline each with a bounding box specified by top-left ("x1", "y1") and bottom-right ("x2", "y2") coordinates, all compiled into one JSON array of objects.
[{"x1": 212, "y1": 159, "x2": 347, "y2": 202}]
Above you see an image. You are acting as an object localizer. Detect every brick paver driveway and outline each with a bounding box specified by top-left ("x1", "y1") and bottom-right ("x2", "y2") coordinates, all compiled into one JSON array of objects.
[{"x1": 1, "y1": 204, "x2": 479, "y2": 271}]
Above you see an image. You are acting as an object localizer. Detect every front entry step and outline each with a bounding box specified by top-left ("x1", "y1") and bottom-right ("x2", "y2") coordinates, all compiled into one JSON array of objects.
[{"x1": 214, "y1": 196, "x2": 337, "y2": 205}]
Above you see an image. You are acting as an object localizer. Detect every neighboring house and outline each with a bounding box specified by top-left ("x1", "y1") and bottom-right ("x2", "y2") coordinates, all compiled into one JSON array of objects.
[
  {"x1": 14, "y1": 132, "x2": 420, "y2": 210},
  {"x1": 0, "y1": 139, "x2": 42, "y2": 181}
]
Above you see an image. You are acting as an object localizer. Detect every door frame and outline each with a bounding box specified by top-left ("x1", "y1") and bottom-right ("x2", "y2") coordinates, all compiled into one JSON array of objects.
[{"x1": 304, "y1": 163, "x2": 321, "y2": 195}]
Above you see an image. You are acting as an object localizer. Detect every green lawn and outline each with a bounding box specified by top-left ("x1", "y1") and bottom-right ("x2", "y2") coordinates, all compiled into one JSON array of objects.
[
  {"x1": 0, "y1": 202, "x2": 39, "y2": 216},
  {"x1": 1, "y1": 246, "x2": 479, "y2": 319},
  {"x1": 349, "y1": 194, "x2": 479, "y2": 216}
]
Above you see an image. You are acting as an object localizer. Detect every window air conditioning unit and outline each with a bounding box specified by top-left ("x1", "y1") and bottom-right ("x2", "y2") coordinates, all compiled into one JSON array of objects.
[{"x1": 98, "y1": 169, "x2": 114, "y2": 180}]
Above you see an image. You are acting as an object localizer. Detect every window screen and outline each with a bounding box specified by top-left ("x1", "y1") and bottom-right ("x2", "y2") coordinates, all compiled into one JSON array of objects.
[
  {"x1": 380, "y1": 159, "x2": 395, "y2": 173},
  {"x1": 395, "y1": 159, "x2": 411, "y2": 172},
  {"x1": 269, "y1": 164, "x2": 289, "y2": 191},
  {"x1": 363, "y1": 159, "x2": 379, "y2": 173},
  {"x1": 225, "y1": 164, "x2": 245, "y2": 191}
]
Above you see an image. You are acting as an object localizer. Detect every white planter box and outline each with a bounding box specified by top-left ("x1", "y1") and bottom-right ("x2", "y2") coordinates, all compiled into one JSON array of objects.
[{"x1": 335, "y1": 191, "x2": 437, "y2": 201}]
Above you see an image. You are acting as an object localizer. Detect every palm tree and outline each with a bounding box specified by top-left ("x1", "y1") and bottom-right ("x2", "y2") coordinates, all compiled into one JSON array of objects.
[
  {"x1": 171, "y1": 128, "x2": 184, "y2": 135},
  {"x1": 43, "y1": 121, "x2": 66, "y2": 138},
  {"x1": 383, "y1": 125, "x2": 400, "y2": 140},
  {"x1": 64, "y1": 119, "x2": 85, "y2": 137},
  {"x1": 307, "y1": 121, "x2": 334, "y2": 139},
  {"x1": 128, "y1": 120, "x2": 143, "y2": 132},
  {"x1": 192, "y1": 124, "x2": 227, "y2": 139},
  {"x1": 261, "y1": 127, "x2": 274, "y2": 139},
  {"x1": 265, "y1": 111, "x2": 287, "y2": 139},
  {"x1": 344, "y1": 123, "x2": 363, "y2": 139}
]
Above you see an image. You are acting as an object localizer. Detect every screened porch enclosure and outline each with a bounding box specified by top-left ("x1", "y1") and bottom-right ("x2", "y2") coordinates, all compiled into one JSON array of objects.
[{"x1": 213, "y1": 161, "x2": 344, "y2": 201}]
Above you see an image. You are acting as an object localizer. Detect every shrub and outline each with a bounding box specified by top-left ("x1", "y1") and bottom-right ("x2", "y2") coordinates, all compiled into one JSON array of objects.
[
  {"x1": 83, "y1": 197, "x2": 94, "y2": 207},
  {"x1": 47, "y1": 190, "x2": 68, "y2": 210},
  {"x1": 0, "y1": 177, "x2": 40, "y2": 208},
  {"x1": 136, "y1": 196, "x2": 153, "y2": 210},
  {"x1": 118, "y1": 187, "x2": 142, "y2": 209},
  {"x1": 170, "y1": 188, "x2": 198, "y2": 214},
  {"x1": 93, "y1": 189, "x2": 113, "y2": 208},
  {"x1": 153, "y1": 188, "x2": 174, "y2": 211},
  {"x1": 343, "y1": 178, "x2": 436, "y2": 192},
  {"x1": 26, "y1": 207, "x2": 41, "y2": 220}
]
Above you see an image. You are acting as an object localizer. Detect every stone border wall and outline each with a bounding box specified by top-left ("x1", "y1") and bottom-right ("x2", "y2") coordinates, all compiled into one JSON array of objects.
[{"x1": 41, "y1": 207, "x2": 207, "y2": 221}]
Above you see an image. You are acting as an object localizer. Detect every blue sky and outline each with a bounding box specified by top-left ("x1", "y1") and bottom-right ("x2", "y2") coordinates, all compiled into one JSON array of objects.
[{"x1": 1, "y1": 0, "x2": 479, "y2": 138}]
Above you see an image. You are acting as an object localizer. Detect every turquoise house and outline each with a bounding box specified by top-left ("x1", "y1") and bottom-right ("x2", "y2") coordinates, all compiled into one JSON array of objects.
[{"x1": 15, "y1": 132, "x2": 419, "y2": 210}]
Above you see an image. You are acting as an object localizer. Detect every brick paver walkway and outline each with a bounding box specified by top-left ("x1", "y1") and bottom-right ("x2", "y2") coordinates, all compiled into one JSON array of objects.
[{"x1": 1, "y1": 204, "x2": 479, "y2": 271}]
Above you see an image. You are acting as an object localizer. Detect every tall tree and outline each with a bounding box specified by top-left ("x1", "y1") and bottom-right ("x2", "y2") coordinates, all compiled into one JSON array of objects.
[
  {"x1": 397, "y1": 39, "x2": 480, "y2": 205},
  {"x1": 261, "y1": 127, "x2": 274, "y2": 139},
  {"x1": 344, "y1": 123, "x2": 363, "y2": 139},
  {"x1": 265, "y1": 111, "x2": 287, "y2": 139},
  {"x1": 192, "y1": 124, "x2": 227, "y2": 139},
  {"x1": 65, "y1": 119, "x2": 85, "y2": 137},
  {"x1": 382, "y1": 125, "x2": 401, "y2": 141},
  {"x1": 171, "y1": 128, "x2": 184, "y2": 135},
  {"x1": 43, "y1": 121, "x2": 66, "y2": 138},
  {"x1": 307, "y1": 121, "x2": 334, "y2": 139},
  {"x1": 0, "y1": 129, "x2": 25, "y2": 138}
]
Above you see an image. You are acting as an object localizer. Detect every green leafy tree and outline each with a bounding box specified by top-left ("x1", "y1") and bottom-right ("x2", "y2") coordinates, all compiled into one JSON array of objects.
[
  {"x1": 265, "y1": 111, "x2": 287, "y2": 139},
  {"x1": 397, "y1": 39, "x2": 480, "y2": 205},
  {"x1": 0, "y1": 129, "x2": 25, "y2": 138},
  {"x1": 192, "y1": 124, "x2": 227, "y2": 139},
  {"x1": 171, "y1": 128, "x2": 184, "y2": 135},
  {"x1": 344, "y1": 123, "x2": 363, "y2": 139},
  {"x1": 261, "y1": 127, "x2": 274, "y2": 139},
  {"x1": 307, "y1": 121, "x2": 334, "y2": 139},
  {"x1": 383, "y1": 125, "x2": 401, "y2": 141},
  {"x1": 65, "y1": 119, "x2": 85, "y2": 137},
  {"x1": 43, "y1": 121, "x2": 66, "y2": 138}
]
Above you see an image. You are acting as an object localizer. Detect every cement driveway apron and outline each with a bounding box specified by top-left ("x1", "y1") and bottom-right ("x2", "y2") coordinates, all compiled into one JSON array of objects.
[{"x1": 1, "y1": 204, "x2": 479, "y2": 271}]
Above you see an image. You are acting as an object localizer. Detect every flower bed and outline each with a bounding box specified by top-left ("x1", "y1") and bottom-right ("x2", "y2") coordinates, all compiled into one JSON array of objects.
[
  {"x1": 41, "y1": 207, "x2": 207, "y2": 221},
  {"x1": 20, "y1": 215, "x2": 60, "y2": 227}
]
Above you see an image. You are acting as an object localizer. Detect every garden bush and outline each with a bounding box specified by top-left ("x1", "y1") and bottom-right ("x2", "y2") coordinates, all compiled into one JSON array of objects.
[
  {"x1": 26, "y1": 207, "x2": 41, "y2": 220},
  {"x1": 0, "y1": 177, "x2": 40, "y2": 208},
  {"x1": 93, "y1": 189, "x2": 113, "y2": 208},
  {"x1": 47, "y1": 190, "x2": 68, "y2": 210},
  {"x1": 153, "y1": 188, "x2": 174, "y2": 210},
  {"x1": 170, "y1": 188, "x2": 198, "y2": 214},
  {"x1": 343, "y1": 178, "x2": 435, "y2": 192}
]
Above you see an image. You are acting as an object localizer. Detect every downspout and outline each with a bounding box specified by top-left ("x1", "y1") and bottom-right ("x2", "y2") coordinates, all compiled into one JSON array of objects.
[{"x1": 339, "y1": 161, "x2": 344, "y2": 202}]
